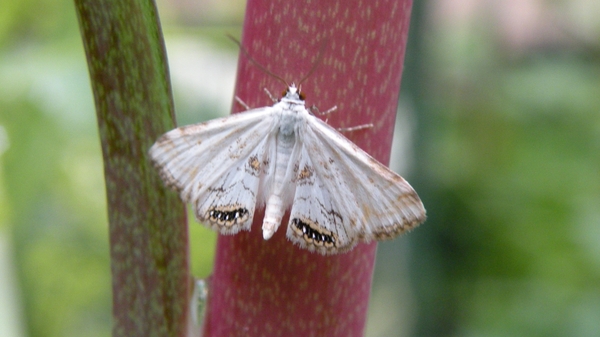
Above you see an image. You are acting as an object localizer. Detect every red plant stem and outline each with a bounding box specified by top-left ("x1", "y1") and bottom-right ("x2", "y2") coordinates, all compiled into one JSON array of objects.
[{"x1": 203, "y1": 0, "x2": 412, "y2": 336}]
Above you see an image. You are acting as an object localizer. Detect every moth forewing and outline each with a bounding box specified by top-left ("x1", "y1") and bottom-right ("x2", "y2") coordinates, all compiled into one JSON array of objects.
[
  {"x1": 285, "y1": 114, "x2": 426, "y2": 250},
  {"x1": 149, "y1": 106, "x2": 278, "y2": 234}
]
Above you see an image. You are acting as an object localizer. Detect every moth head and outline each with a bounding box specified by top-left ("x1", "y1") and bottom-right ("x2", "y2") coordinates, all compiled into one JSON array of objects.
[{"x1": 284, "y1": 84, "x2": 305, "y2": 101}]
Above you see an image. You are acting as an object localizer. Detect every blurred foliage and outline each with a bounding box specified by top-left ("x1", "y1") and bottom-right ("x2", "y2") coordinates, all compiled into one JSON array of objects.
[
  {"x1": 0, "y1": 0, "x2": 79, "y2": 47},
  {"x1": 1, "y1": 40, "x2": 111, "y2": 337},
  {"x1": 0, "y1": 1, "x2": 224, "y2": 336},
  {"x1": 402, "y1": 1, "x2": 600, "y2": 336},
  {"x1": 1, "y1": 0, "x2": 599, "y2": 336}
]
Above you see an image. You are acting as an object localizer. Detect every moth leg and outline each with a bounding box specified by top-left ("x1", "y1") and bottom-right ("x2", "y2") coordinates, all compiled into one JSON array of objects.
[
  {"x1": 310, "y1": 105, "x2": 338, "y2": 123},
  {"x1": 235, "y1": 96, "x2": 252, "y2": 111},
  {"x1": 311, "y1": 104, "x2": 373, "y2": 133},
  {"x1": 337, "y1": 123, "x2": 373, "y2": 133},
  {"x1": 237, "y1": 87, "x2": 279, "y2": 110},
  {"x1": 310, "y1": 105, "x2": 337, "y2": 117},
  {"x1": 263, "y1": 88, "x2": 278, "y2": 103},
  {"x1": 237, "y1": 88, "x2": 280, "y2": 111}
]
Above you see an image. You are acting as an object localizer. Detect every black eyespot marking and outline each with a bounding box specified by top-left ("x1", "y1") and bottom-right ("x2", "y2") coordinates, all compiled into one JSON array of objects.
[
  {"x1": 207, "y1": 206, "x2": 249, "y2": 227},
  {"x1": 291, "y1": 218, "x2": 336, "y2": 246}
]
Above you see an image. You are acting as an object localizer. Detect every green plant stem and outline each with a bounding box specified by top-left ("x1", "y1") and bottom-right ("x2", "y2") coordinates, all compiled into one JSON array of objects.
[{"x1": 74, "y1": 1, "x2": 189, "y2": 336}]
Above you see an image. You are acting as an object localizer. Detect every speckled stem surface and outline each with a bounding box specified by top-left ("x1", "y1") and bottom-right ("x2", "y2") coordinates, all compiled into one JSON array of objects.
[
  {"x1": 203, "y1": 1, "x2": 413, "y2": 336},
  {"x1": 75, "y1": 1, "x2": 190, "y2": 336}
]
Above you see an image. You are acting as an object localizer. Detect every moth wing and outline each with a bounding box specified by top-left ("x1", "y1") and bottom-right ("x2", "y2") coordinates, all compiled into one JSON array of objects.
[
  {"x1": 149, "y1": 107, "x2": 278, "y2": 234},
  {"x1": 286, "y1": 143, "x2": 357, "y2": 254},
  {"x1": 287, "y1": 116, "x2": 426, "y2": 254}
]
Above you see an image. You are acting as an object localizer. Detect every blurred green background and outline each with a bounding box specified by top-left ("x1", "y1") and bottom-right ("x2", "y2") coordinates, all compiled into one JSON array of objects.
[{"x1": 0, "y1": 0, "x2": 598, "y2": 336}]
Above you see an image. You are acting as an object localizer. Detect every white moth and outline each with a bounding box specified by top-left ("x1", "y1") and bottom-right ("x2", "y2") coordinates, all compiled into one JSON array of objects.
[{"x1": 149, "y1": 84, "x2": 426, "y2": 254}]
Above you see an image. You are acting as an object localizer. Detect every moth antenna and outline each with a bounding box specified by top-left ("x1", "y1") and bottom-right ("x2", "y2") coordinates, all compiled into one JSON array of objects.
[
  {"x1": 298, "y1": 38, "x2": 328, "y2": 86},
  {"x1": 227, "y1": 34, "x2": 289, "y2": 87}
]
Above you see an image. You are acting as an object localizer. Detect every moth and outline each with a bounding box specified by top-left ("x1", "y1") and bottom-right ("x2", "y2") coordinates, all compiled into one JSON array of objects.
[{"x1": 149, "y1": 84, "x2": 426, "y2": 254}]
